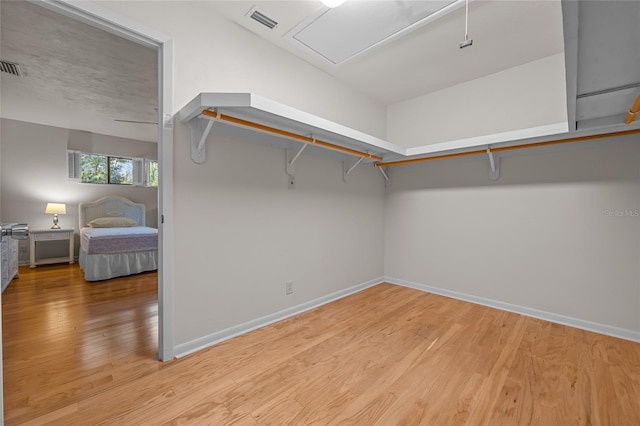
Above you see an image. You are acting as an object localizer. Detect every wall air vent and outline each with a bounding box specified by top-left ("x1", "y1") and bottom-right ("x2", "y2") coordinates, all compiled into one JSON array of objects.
[
  {"x1": 247, "y1": 7, "x2": 278, "y2": 30},
  {"x1": 0, "y1": 59, "x2": 23, "y2": 77}
]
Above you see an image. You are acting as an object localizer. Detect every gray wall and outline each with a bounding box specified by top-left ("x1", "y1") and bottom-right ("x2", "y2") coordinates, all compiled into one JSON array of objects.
[
  {"x1": 387, "y1": 54, "x2": 567, "y2": 148},
  {"x1": 173, "y1": 125, "x2": 385, "y2": 347},
  {"x1": 384, "y1": 134, "x2": 640, "y2": 336},
  {"x1": 0, "y1": 118, "x2": 158, "y2": 262}
]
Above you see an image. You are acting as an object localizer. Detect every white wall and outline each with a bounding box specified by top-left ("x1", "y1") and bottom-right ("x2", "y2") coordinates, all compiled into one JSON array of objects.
[
  {"x1": 174, "y1": 125, "x2": 384, "y2": 346},
  {"x1": 0, "y1": 118, "x2": 158, "y2": 261},
  {"x1": 384, "y1": 134, "x2": 640, "y2": 337},
  {"x1": 387, "y1": 53, "x2": 568, "y2": 148},
  {"x1": 96, "y1": 1, "x2": 387, "y2": 139},
  {"x1": 95, "y1": 1, "x2": 387, "y2": 349}
]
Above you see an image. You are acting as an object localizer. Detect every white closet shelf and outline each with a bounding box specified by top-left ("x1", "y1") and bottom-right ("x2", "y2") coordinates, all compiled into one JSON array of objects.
[
  {"x1": 178, "y1": 92, "x2": 405, "y2": 164},
  {"x1": 178, "y1": 92, "x2": 640, "y2": 171}
]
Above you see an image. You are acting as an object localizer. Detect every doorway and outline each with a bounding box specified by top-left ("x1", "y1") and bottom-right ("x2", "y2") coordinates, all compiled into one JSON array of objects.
[{"x1": 0, "y1": 0, "x2": 173, "y2": 422}]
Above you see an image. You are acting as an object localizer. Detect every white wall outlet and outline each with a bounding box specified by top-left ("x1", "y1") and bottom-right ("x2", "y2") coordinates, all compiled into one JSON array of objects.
[{"x1": 285, "y1": 280, "x2": 294, "y2": 295}]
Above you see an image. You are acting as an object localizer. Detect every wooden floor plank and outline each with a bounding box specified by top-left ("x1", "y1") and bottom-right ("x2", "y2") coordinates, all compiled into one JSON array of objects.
[{"x1": 4, "y1": 264, "x2": 640, "y2": 425}]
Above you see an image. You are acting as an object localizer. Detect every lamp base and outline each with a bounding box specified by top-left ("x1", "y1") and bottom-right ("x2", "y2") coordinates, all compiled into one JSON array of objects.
[{"x1": 51, "y1": 213, "x2": 60, "y2": 229}]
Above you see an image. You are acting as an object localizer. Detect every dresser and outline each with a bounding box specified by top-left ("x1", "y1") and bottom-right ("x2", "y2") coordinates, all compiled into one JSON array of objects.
[{"x1": 1, "y1": 225, "x2": 20, "y2": 292}]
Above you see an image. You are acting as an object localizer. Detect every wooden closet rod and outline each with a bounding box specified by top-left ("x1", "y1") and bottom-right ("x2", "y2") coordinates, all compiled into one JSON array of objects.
[
  {"x1": 624, "y1": 93, "x2": 640, "y2": 124},
  {"x1": 375, "y1": 128, "x2": 640, "y2": 168},
  {"x1": 201, "y1": 109, "x2": 383, "y2": 162}
]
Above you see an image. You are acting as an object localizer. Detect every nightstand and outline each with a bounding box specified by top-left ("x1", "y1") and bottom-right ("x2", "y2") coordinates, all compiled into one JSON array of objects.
[{"x1": 30, "y1": 228, "x2": 75, "y2": 268}]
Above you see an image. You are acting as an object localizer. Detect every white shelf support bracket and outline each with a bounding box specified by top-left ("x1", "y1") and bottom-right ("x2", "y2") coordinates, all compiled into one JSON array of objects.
[
  {"x1": 378, "y1": 166, "x2": 391, "y2": 187},
  {"x1": 286, "y1": 143, "x2": 307, "y2": 176},
  {"x1": 487, "y1": 147, "x2": 500, "y2": 181},
  {"x1": 343, "y1": 156, "x2": 364, "y2": 182},
  {"x1": 286, "y1": 143, "x2": 308, "y2": 190},
  {"x1": 187, "y1": 116, "x2": 216, "y2": 164}
]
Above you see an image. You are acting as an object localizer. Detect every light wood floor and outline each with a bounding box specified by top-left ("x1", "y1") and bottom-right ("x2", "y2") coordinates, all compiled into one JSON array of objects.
[{"x1": 3, "y1": 265, "x2": 640, "y2": 425}]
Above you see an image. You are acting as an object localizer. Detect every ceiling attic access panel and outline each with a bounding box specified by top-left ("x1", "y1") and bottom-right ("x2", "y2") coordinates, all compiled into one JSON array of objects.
[
  {"x1": 178, "y1": 92, "x2": 405, "y2": 165},
  {"x1": 286, "y1": 0, "x2": 462, "y2": 65}
]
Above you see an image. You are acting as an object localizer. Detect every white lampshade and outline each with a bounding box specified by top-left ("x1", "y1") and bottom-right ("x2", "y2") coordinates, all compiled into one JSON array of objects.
[{"x1": 45, "y1": 203, "x2": 66, "y2": 215}]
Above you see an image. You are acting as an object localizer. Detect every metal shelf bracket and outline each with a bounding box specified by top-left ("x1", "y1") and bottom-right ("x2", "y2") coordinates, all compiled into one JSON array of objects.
[
  {"x1": 487, "y1": 147, "x2": 500, "y2": 181},
  {"x1": 343, "y1": 157, "x2": 365, "y2": 182},
  {"x1": 378, "y1": 166, "x2": 391, "y2": 187},
  {"x1": 187, "y1": 115, "x2": 216, "y2": 164},
  {"x1": 286, "y1": 143, "x2": 308, "y2": 176},
  {"x1": 286, "y1": 142, "x2": 309, "y2": 190}
]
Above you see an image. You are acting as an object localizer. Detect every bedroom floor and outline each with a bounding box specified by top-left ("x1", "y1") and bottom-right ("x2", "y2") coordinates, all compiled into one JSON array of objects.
[
  {"x1": 3, "y1": 266, "x2": 640, "y2": 425},
  {"x1": 2, "y1": 264, "x2": 158, "y2": 425}
]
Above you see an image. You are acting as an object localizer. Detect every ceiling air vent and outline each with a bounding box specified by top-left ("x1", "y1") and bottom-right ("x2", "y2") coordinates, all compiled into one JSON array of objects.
[
  {"x1": 247, "y1": 7, "x2": 278, "y2": 30},
  {"x1": 0, "y1": 59, "x2": 23, "y2": 77}
]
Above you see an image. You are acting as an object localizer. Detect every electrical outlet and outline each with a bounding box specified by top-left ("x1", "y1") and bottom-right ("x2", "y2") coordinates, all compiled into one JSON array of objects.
[{"x1": 285, "y1": 280, "x2": 294, "y2": 295}]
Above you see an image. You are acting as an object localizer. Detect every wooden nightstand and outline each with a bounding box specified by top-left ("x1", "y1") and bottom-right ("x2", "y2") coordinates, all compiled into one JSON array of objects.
[{"x1": 30, "y1": 228, "x2": 75, "y2": 268}]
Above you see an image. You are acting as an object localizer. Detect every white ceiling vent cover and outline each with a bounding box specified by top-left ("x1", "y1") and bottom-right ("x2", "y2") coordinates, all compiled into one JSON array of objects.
[
  {"x1": 0, "y1": 59, "x2": 23, "y2": 77},
  {"x1": 286, "y1": 0, "x2": 464, "y2": 65},
  {"x1": 246, "y1": 6, "x2": 278, "y2": 30}
]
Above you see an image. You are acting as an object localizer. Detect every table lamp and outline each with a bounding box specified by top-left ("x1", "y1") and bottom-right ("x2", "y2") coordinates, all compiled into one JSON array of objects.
[{"x1": 45, "y1": 203, "x2": 66, "y2": 229}]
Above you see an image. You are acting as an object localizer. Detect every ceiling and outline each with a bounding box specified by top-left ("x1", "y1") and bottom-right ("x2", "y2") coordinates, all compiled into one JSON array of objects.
[
  {"x1": 208, "y1": 0, "x2": 565, "y2": 105},
  {"x1": 572, "y1": 0, "x2": 640, "y2": 131},
  {"x1": 0, "y1": 1, "x2": 638, "y2": 144},
  {"x1": 0, "y1": 1, "x2": 158, "y2": 142}
]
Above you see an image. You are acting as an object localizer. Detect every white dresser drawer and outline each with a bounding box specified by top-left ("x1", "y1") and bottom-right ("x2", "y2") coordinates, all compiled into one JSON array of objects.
[
  {"x1": 1, "y1": 232, "x2": 18, "y2": 292},
  {"x1": 33, "y1": 231, "x2": 71, "y2": 241}
]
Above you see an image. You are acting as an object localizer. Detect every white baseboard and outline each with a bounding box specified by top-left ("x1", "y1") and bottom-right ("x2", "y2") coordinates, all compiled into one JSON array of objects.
[
  {"x1": 386, "y1": 276, "x2": 640, "y2": 343},
  {"x1": 174, "y1": 276, "x2": 385, "y2": 358}
]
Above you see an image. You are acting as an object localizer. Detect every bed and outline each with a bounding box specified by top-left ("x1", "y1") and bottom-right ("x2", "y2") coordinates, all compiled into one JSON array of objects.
[{"x1": 78, "y1": 196, "x2": 158, "y2": 281}]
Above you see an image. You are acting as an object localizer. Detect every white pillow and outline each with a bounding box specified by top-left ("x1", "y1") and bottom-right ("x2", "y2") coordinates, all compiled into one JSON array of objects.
[{"x1": 88, "y1": 217, "x2": 137, "y2": 228}]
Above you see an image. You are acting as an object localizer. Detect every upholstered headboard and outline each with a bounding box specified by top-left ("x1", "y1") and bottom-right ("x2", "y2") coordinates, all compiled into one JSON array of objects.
[{"x1": 78, "y1": 196, "x2": 146, "y2": 228}]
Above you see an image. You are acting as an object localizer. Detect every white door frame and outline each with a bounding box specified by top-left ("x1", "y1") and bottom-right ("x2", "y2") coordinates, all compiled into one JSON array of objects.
[{"x1": 27, "y1": 0, "x2": 175, "y2": 360}]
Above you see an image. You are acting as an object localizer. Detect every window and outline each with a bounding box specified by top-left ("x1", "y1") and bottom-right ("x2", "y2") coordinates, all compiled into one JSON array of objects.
[
  {"x1": 109, "y1": 157, "x2": 134, "y2": 184},
  {"x1": 80, "y1": 153, "x2": 108, "y2": 184},
  {"x1": 80, "y1": 153, "x2": 133, "y2": 185},
  {"x1": 146, "y1": 160, "x2": 159, "y2": 187},
  {"x1": 68, "y1": 151, "x2": 157, "y2": 187}
]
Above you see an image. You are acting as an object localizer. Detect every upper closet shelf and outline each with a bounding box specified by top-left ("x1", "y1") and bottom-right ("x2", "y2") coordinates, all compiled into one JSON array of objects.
[
  {"x1": 178, "y1": 92, "x2": 640, "y2": 172},
  {"x1": 178, "y1": 92, "x2": 405, "y2": 164}
]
